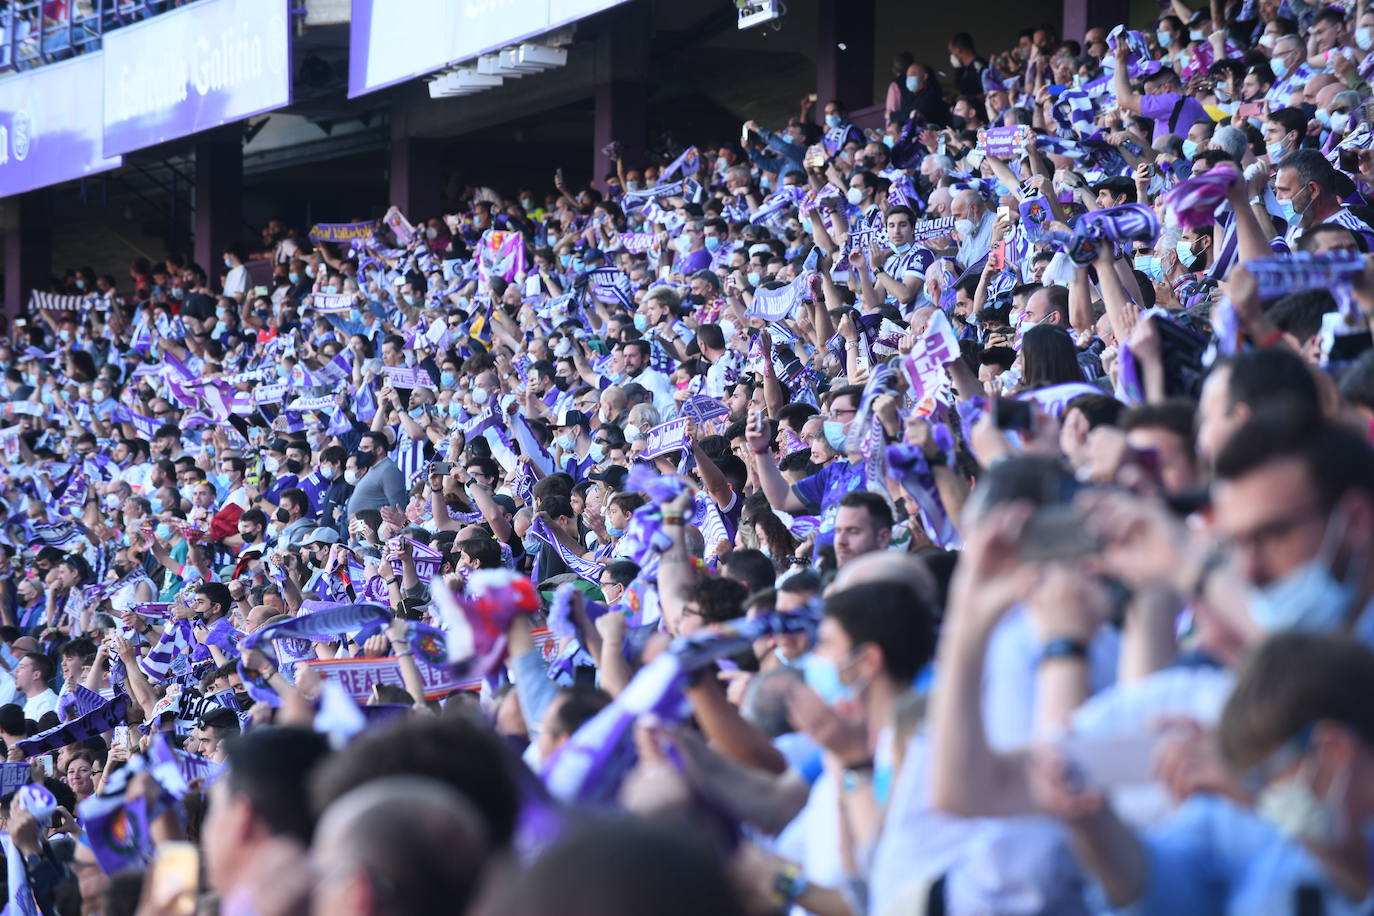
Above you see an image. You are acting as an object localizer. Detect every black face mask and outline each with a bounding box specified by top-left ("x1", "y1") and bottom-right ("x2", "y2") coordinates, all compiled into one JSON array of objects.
[
  {"x1": 285, "y1": 458, "x2": 303, "y2": 476},
  {"x1": 552, "y1": 375, "x2": 570, "y2": 391},
  {"x1": 275, "y1": 508, "x2": 290, "y2": 524}
]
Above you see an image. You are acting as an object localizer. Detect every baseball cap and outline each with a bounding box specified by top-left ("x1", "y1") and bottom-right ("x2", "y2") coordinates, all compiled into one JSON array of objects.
[
  {"x1": 583, "y1": 247, "x2": 605, "y2": 262},
  {"x1": 10, "y1": 637, "x2": 40, "y2": 655},
  {"x1": 588, "y1": 465, "x2": 628, "y2": 491},
  {"x1": 303, "y1": 528, "x2": 341, "y2": 545},
  {"x1": 554, "y1": 408, "x2": 590, "y2": 429}
]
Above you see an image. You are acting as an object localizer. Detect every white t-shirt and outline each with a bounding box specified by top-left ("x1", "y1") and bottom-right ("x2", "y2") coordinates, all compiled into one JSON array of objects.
[
  {"x1": 23, "y1": 689, "x2": 59, "y2": 722},
  {"x1": 223, "y1": 264, "x2": 251, "y2": 299}
]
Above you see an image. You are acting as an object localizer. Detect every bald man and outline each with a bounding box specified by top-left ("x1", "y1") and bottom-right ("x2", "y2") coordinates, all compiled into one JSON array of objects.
[{"x1": 309, "y1": 777, "x2": 490, "y2": 916}]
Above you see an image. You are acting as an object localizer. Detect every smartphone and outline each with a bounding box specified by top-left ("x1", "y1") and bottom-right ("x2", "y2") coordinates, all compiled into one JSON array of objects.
[
  {"x1": 1237, "y1": 101, "x2": 1263, "y2": 119},
  {"x1": 1018, "y1": 505, "x2": 1103, "y2": 563},
  {"x1": 989, "y1": 240, "x2": 1007, "y2": 272},
  {"x1": 39, "y1": 755, "x2": 53, "y2": 776},
  {"x1": 749, "y1": 409, "x2": 765, "y2": 435},
  {"x1": 253, "y1": 285, "x2": 269, "y2": 297},
  {"x1": 149, "y1": 842, "x2": 199, "y2": 916},
  {"x1": 433, "y1": 460, "x2": 453, "y2": 476},
  {"x1": 994, "y1": 398, "x2": 1032, "y2": 430},
  {"x1": 1059, "y1": 731, "x2": 1161, "y2": 788},
  {"x1": 112, "y1": 725, "x2": 129, "y2": 749}
]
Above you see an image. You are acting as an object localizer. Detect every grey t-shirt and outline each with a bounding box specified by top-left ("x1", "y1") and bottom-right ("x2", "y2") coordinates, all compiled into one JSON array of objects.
[{"x1": 346, "y1": 457, "x2": 408, "y2": 515}]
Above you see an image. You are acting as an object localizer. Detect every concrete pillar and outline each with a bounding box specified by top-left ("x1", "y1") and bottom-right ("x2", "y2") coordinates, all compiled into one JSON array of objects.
[
  {"x1": 2, "y1": 192, "x2": 53, "y2": 320},
  {"x1": 817, "y1": 0, "x2": 876, "y2": 113},
  {"x1": 592, "y1": 2, "x2": 650, "y2": 191},
  {"x1": 1063, "y1": 0, "x2": 1129, "y2": 44},
  {"x1": 389, "y1": 138, "x2": 442, "y2": 223},
  {"x1": 194, "y1": 139, "x2": 244, "y2": 291}
]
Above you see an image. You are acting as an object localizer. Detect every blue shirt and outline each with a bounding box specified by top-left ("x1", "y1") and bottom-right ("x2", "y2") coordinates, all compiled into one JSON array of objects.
[
  {"x1": 791, "y1": 460, "x2": 865, "y2": 554},
  {"x1": 1114, "y1": 794, "x2": 1374, "y2": 916}
]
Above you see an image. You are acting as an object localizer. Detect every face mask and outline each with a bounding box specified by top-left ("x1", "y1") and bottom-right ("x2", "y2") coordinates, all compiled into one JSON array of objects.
[
  {"x1": 409, "y1": 406, "x2": 427, "y2": 420},
  {"x1": 760, "y1": 174, "x2": 773, "y2": 191},
  {"x1": 949, "y1": 53, "x2": 961, "y2": 68},
  {"x1": 606, "y1": 524, "x2": 625, "y2": 538},
  {"x1": 822, "y1": 420, "x2": 848, "y2": 450},
  {"x1": 1189, "y1": 29, "x2": 1204, "y2": 41},
  {"x1": 588, "y1": 443, "x2": 606, "y2": 463},
  {"x1": 324, "y1": 285, "x2": 339, "y2": 295},
  {"x1": 675, "y1": 234, "x2": 693, "y2": 254},
  {"x1": 264, "y1": 456, "x2": 280, "y2": 474},
  {"x1": 1251, "y1": 558, "x2": 1356, "y2": 632},
  {"x1": 1270, "y1": 55, "x2": 1288, "y2": 79},
  {"x1": 623, "y1": 423, "x2": 642, "y2": 440},
  {"x1": 632, "y1": 313, "x2": 648, "y2": 332},
  {"x1": 780, "y1": 133, "x2": 795, "y2": 145},
  {"x1": 75, "y1": 279, "x2": 86, "y2": 290},
  {"x1": 471, "y1": 386, "x2": 490, "y2": 406},
  {"x1": 1331, "y1": 111, "x2": 1350, "y2": 134},
  {"x1": 212, "y1": 321, "x2": 228, "y2": 337},
  {"x1": 1266, "y1": 140, "x2": 1288, "y2": 161},
  {"x1": 289, "y1": 272, "x2": 300, "y2": 284},
  {"x1": 905, "y1": 75, "x2": 919, "y2": 92},
  {"x1": 747, "y1": 271, "x2": 762, "y2": 287},
  {"x1": 523, "y1": 536, "x2": 543, "y2": 555},
  {"x1": 804, "y1": 653, "x2": 858, "y2": 705},
  {"x1": 223, "y1": 257, "x2": 234, "y2": 268},
  {"x1": 155, "y1": 522, "x2": 174, "y2": 541},
  {"x1": 555, "y1": 433, "x2": 574, "y2": 450},
  {"x1": 705, "y1": 236, "x2": 721, "y2": 252},
  {"x1": 304, "y1": 264, "x2": 315, "y2": 278},
  {"x1": 1175, "y1": 239, "x2": 1198, "y2": 270},
  {"x1": 1134, "y1": 255, "x2": 1164, "y2": 281},
  {"x1": 1258, "y1": 31, "x2": 1276, "y2": 49},
  {"x1": 1359, "y1": 26, "x2": 1374, "y2": 50},
  {"x1": 846, "y1": 187, "x2": 865, "y2": 206},
  {"x1": 344, "y1": 469, "x2": 361, "y2": 485},
  {"x1": 883, "y1": 134, "x2": 895, "y2": 149},
  {"x1": 954, "y1": 218, "x2": 976, "y2": 238},
  {"x1": 348, "y1": 309, "x2": 363, "y2": 323},
  {"x1": 825, "y1": 114, "x2": 842, "y2": 128},
  {"x1": 58, "y1": 330, "x2": 71, "y2": 343},
  {"x1": 625, "y1": 181, "x2": 642, "y2": 192},
  {"x1": 320, "y1": 465, "x2": 337, "y2": 481},
  {"x1": 1256, "y1": 754, "x2": 1350, "y2": 847},
  {"x1": 559, "y1": 253, "x2": 572, "y2": 269},
  {"x1": 440, "y1": 371, "x2": 456, "y2": 387},
  {"x1": 1156, "y1": 30, "x2": 1173, "y2": 47},
  {"x1": 171, "y1": 287, "x2": 186, "y2": 300},
  {"x1": 403, "y1": 294, "x2": 417, "y2": 307},
  {"x1": 1181, "y1": 139, "x2": 1199, "y2": 159},
  {"x1": 1214, "y1": 85, "x2": 1231, "y2": 102}
]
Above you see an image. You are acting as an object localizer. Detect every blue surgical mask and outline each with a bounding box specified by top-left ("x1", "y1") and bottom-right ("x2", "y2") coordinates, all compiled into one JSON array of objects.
[
  {"x1": 289, "y1": 272, "x2": 300, "y2": 284},
  {"x1": 324, "y1": 285, "x2": 339, "y2": 295},
  {"x1": 883, "y1": 135, "x2": 895, "y2": 149},
  {"x1": 471, "y1": 387, "x2": 490, "y2": 406},
  {"x1": 523, "y1": 536, "x2": 543, "y2": 554},
  {"x1": 780, "y1": 132, "x2": 795, "y2": 145},
  {"x1": 75, "y1": 279, "x2": 86, "y2": 290},
  {"x1": 224, "y1": 256, "x2": 234, "y2": 268},
  {"x1": 747, "y1": 271, "x2": 762, "y2": 287},
  {"x1": 556, "y1": 433, "x2": 574, "y2": 450},
  {"x1": 1134, "y1": 255, "x2": 1165, "y2": 281},
  {"x1": 560, "y1": 253, "x2": 572, "y2": 268},
  {"x1": 1181, "y1": 139, "x2": 1199, "y2": 159},
  {"x1": 148, "y1": 496, "x2": 164, "y2": 514},
  {"x1": 1175, "y1": 239, "x2": 1198, "y2": 270},
  {"x1": 172, "y1": 288, "x2": 185, "y2": 300},
  {"x1": 440, "y1": 371, "x2": 456, "y2": 387},
  {"x1": 825, "y1": 114, "x2": 842, "y2": 128},
  {"x1": 1251, "y1": 559, "x2": 1356, "y2": 633},
  {"x1": 409, "y1": 406, "x2": 427, "y2": 420},
  {"x1": 212, "y1": 321, "x2": 227, "y2": 337},
  {"x1": 905, "y1": 75, "x2": 919, "y2": 91},
  {"x1": 155, "y1": 522, "x2": 174, "y2": 541},
  {"x1": 1271, "y1": 56, "x2": 1289, "y2": 79},
  {"x1": 305, "y1": 264, "x2": 315, "y2": 278},
  {"x1": 822, "y1": 420, "x2": 848, "y2": 450},
  {"x1": 588, "y1": 443, "x2": 606, "y2": 463},
  {"x1": 1266, "y1": 140, "x2": 1287, "y2": 161},
  {"x1": 606, "y1": 525, "x2": 625, "y2": 538},
  {"x1": 705, "y1": 236, "x2": 721, "y2": 252},
  {"x1": 1156, "y1": 29, "x2": 1173, "y2": 47},
  {"x1": 633, "y1": 313, "x2": 648, "y2": 332},
  {"x1": 803, "y1": 653, "x2": 857, "y2": 705},
  {"x1": 348, "y1": 309, "x2": 363, "y2": 323},
  {"x1": 1278, "y1": 195, "x2": 1300, "y2": 223}
]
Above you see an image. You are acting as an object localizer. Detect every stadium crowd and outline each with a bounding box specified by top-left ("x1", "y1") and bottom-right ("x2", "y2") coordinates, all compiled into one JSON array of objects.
[{"x1": 8, "y1": 3, "x2": 1374, "y2": 914}]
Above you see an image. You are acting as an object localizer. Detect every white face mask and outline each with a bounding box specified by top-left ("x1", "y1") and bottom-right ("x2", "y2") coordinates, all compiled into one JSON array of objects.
[
  {"x1": 1359, "y1": 26, "x2": 1374, "y2": 50},
  {"x1": 954, "y1": 217, "x2": 976, "y2": 238},
  {"x1": 846, "y1": 187, "x2": 865, "y2": 206},
  {"x1": 344, "y1": 469, "x2": 361, "y2": 485},
  {"x1": 949, "y1": 53, "x2": 961, "y2": 68},
  {"x1": 471, "y1": 386, "x2": 490, "y2": 405}
]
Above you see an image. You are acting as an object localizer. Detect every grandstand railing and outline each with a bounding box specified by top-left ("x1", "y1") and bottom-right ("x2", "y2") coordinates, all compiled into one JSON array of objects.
[{"x1": 0, "y1": 0, "x2": 179, "y2": 74}]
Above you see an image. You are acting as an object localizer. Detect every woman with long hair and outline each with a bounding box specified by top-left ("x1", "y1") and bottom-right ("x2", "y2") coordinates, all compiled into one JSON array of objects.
[{"x1": 1016, "y1": 324, "x2": 1085, "y2": 392}]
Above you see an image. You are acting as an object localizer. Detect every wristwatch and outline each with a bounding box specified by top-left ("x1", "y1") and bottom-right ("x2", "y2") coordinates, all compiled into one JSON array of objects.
[
  {"x1": 772, "y1": 863, "x2": 810, "y2": 910},
  {"x1": 1037, "y1": 637, "x2": 1089, "y2": 667}
]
